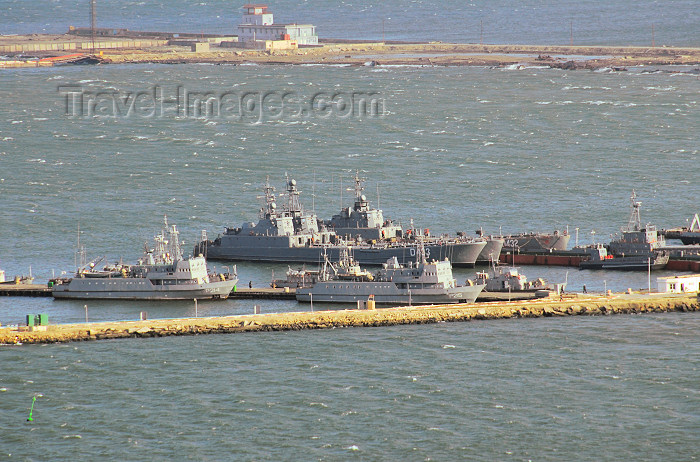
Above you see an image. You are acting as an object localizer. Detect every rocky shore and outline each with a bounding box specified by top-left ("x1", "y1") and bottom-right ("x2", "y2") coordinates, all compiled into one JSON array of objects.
[{"x1": 2, "y1": 293, "x2": 697, "y2": 345}]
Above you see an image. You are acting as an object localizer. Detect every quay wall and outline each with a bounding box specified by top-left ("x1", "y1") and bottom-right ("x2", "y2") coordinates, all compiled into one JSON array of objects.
[
  {"x1": 500, "y1": 253, "x2": 582, "y2": 267},
  {"x1": 1, "y1": 294, "x2": 697, "y2": 345},
  {"x1": 666, "y1": 259, "x2": 700, "y2": 272},
  {"x1": 0, "y1": 39, "x2": 167, "y2": 53}
]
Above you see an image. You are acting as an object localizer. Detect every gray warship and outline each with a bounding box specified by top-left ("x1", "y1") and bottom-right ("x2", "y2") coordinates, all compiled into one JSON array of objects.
[
  {"x1": 579, "y1": 192, "x2": 669, "y2": 271},
  {"x1": 296, "y1": 245, "x2": 485, "y2": 305},
  {"x1": 472, "y1": 264, "x2": 563, "y2": 293},
  {"x1": 327, "y1": 173, "x2": 504, "y2": 265},
  {"x1": 195, "y1": 177, "x2": 487, "y2": 267},
  {"x1": 324, "y1": 172, "x2": 402, "y2": 241},
  {"x1": 53, "y1": 217, "x2": 238, "y2": 300}
]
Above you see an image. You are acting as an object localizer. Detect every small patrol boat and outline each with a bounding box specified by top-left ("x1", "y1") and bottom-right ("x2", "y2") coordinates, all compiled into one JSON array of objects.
[
  {"x1": 296, "y1": 244, "x2": 484, "y2": 305},
  {"x1": 579, "y1": 191, "x2": 669, "y2": 271},
  {"x1": 472, "y1": 264, "x2": 553, "y2": 292},
  {"x1": 52, "y1": 216, "x2": 238, "y2": 300}
]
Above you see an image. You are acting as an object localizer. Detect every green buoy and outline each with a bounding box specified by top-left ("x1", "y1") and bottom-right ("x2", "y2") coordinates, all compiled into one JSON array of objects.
[{"x1": 27, "y1": 396, "x2": 36, "y2": 422}]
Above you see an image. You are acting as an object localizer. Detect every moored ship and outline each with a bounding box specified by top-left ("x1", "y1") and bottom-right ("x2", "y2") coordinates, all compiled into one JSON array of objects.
[
  {"x1": 474, "y1": 236, "x2": 505, "y2": 264},
  {"x1": 578, "y1": 244, "x2": 669, "y2": 270},
  {"x1": 323, "y1": 172, "x2": 402, "y2": 242},
  {"x1": 579, "y1": 192, "x2": 669, "y2": 271},
  {"x1": 498, "y1": 229, "x2": 571, "y2": 253},
  {"x1": 195, "y1": 176, "x2": 487, "y2": 267},
  {"x1": 52, "y1": 217, "x2": 238, "y2": 300},
  {"x1": 295, "y1": 245, "x2": 485, "y2": 305},
  {"x1": 324, "y1": 173, "x2": 502, "y2": 264},
  {"x1": 472, "y1": 264, "x2": 560, "y2": 293}
]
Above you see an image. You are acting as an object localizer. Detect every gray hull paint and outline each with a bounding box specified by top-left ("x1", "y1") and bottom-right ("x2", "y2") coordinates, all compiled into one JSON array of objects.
[
  {"x1": 296, "y1": 282, "x2": 484, "y2": 305},
  {"x1": 476, "y1": 238, "x2": 505, "y2": 264},
  {"x1": 502, "y1": 233, "x2": 571, "y2": 252},
  {"x1": 676, "y1": 233, "x2": 700, "y2": 245},
  {"x1": 52, "y1": 278, "x2": 238, "y2": 300},
  {"x1": 579, "y1": 255, "x2": 669, "y2": 271},
  {"x1": 205, "y1": 240, "x2": 486, "y2": 267}
]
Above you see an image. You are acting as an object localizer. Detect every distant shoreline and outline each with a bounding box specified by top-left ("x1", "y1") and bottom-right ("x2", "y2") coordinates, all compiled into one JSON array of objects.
[{"x1": 1, "y1": 34, "x2": 699, "y2": 70}]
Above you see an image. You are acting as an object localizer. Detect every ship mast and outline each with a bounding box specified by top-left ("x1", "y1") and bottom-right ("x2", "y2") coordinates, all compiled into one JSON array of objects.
[
  {"x1": 353, "y1": 171, "x2": 364, "y2": 200},
  {"x1": 352, "y1": 170, "x2": 369, "y2": 211},
  {"x1": 626, "y1": 190, "x2": 642, "y2": 232},
  {"x1": 75, "y1": 224, "x2": 87, "y2": 272},
  {"x1": 284, "y1": 175, "x2": 303, "y2": 217},
  {"x1": 165, "y1": 216, "x2": 182, "y2": 261},
  {"x1": 259, "y1": 176, "x2": 277, "y2": 219},
  {"x1": 416, "y1": 235, "x2": 428, "y2": 264}
]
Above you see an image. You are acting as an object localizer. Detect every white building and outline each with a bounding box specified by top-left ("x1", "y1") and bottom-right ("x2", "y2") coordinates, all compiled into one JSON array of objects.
[
  {"x1": 237, "y1": 4, "x2": 318, "y2": 46},
  {"x1": 656, "y1": 274, "x2": 700, "y2": 293}
]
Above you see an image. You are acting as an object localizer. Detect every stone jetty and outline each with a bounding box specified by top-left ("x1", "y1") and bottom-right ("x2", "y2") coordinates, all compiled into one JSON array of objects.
[{"x1": 1, "y1": 293, "x2": 697, "y2": 345}]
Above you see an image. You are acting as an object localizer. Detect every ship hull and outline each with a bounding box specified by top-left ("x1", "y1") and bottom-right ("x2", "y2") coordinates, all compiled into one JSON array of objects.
[
  {"x1": 296, "y1": 282, "x2": 484, "y2": 305},
  {"x1": 663, "y1": 229, "x2": 700, "y2": 245},
  {"x1": 579, "y1": 255, "x2": 669, "y2": 271},
  {"x1": 676, "y1": 233, "x2": 700, "y2": 245},
  {"x1": 52, "y1": 277, "x2": 238, "y2": 300},
  {"x1": 501, "y1": 233, "x2": 571, "y2": 252},
  {"x1": 679, "y1": 236, "x2": 700, "y2": 245},
  {"x1": 476, "y1": 238, "x2": 505, "y2": 264},
  {"x1": 202, "y1": 240, "x2": 486, "y2": 267}
]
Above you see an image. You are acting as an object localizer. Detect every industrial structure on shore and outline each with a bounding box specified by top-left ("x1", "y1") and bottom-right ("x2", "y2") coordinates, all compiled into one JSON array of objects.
[{"x1": 237, "y1": 4, "x2": 317, "y2": 46}]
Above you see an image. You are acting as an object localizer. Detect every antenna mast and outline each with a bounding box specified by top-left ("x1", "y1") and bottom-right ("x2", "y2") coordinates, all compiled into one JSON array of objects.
[
  {"x1": 626, "y1": 190, "x2": 642, "y2": 232},
  {"x1": 90, "y1": 0, "x2": 97, "y2": 54}
]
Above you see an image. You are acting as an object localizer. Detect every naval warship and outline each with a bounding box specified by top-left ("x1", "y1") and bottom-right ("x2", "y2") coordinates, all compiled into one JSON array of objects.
[
  {"x1": 579, "y1": 192, "x2": 669, "y2": 270},
  {"x1": 52, "y1": 217, "x2": 238, "y2": 300},
  {"x1": 195, "y1": 177, "x2": 487, "y2": 267},
  {"x1": 326, "y1": 173, "x2": 504, "y2": 265},
  {"x1": 323, "y1": 172, "x2": 402, "y2": 242},
  {"x1": 296, "y1": 245, "x2": 485, "y2": 305},
  {"x1": 472, "y1": 263, "x2": 561, "y2": 293}
]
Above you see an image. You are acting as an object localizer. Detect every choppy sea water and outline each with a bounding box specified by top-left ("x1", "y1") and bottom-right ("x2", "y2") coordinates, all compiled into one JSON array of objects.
[
  {"x1": 2, "y1": 316, "x2": 699, "y2": 460},
  {"x1": 1, "y1": 1, "x2": 700, "y2": 457}
]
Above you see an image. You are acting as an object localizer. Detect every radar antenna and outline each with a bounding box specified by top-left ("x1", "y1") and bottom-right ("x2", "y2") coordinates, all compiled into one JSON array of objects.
[{"x1": 258, "y1": 176, "x2": 277, "y2": 219}]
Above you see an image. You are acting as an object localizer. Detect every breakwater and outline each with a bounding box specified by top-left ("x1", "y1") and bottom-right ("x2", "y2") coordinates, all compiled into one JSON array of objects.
[{"x1": 2, "y1": 293, "x2": 696, "y2": 345}]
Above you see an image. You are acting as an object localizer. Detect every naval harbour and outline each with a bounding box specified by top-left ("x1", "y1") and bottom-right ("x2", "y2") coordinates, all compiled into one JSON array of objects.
[
  {"x1": 2, "y1": 292, "x2": 697, "y2": 344},
  {"x1": 2, "y1": 2, "x2": 699, "y2": 461},
  {"x1": 2, "y1": 185, "x2": 700, "y2": 309}
]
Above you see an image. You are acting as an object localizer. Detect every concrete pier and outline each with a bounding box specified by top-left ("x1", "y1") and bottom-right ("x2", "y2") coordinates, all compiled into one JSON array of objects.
[
  {"x1": 0, "y1": 284, "x2": 52, "y2": 297},
  {"x1": 0, "y1": 285, "x2": 537, "y2": 302},
  {"x1": 1, "y1": 293, "x2": 696, "y2": 345}
]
